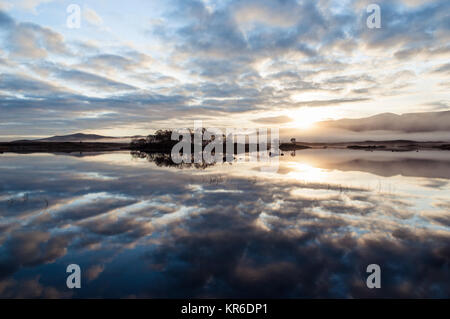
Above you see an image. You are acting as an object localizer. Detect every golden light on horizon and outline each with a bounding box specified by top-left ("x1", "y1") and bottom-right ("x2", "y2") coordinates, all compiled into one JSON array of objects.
[{"x1": 284, "y1": 107, "x2": 337, "y2": 130}]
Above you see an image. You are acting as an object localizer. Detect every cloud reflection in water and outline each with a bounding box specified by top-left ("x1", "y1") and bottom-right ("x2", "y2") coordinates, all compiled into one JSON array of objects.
[{"x1": 0, "y1": 150, "x2": 449, "y2": 298}]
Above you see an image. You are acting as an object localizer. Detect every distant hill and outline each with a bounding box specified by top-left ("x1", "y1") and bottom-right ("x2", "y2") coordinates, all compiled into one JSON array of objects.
[
  {"x1": 12, "y1": 133, "x2": 117, "y2": 143},
  {"x1": 317, "y1": 110, "x2": 450, "y2": 133},
  {"x1": 37, "y1": 133, "x2": 114, "y2": 142},
  {"x1": 11, "y1": 133, "x2": 147, "y2": 143}
]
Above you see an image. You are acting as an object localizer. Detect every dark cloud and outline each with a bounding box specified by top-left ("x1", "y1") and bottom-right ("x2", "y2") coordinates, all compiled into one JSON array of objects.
[
  {"x1": 433, "y1": 63, "x2": 450, "y2": 74},
  {"x1": 0, "y1": 10, "x2": 14, "y2": 27},
  {"x1": 0, "y1": 73, "x2": 66, "y2": 96},
  {"x1": 56, "y1": 69, "x2": 137, "y2": 92}
]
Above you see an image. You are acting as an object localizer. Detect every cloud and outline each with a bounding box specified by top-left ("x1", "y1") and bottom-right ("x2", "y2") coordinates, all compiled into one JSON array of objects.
[
  {"x1": 82, "y1": 52, "x2": 153, "y2": 73},
  {"x1": 0, "y1": 10, "x2": 13, "y2": 26},
  {"x1": 233, "y1": 0, "x2": 301, "y2": 29},
  {"x1": 433, "y1": 63, "x2": 450, "y2": 74},
  {"x1": 252, "y1": 115, "x2": 293, "y2": 124},
  {"x1": 0, "y1": 0, "x2": 450, "y2": 137},
  {"x1": 85, "y1": 265, "x2": 105, "y2": 282},
  {"x1": 294, "y1": 98, "x2": 371, "y2": 107},
  {"x1": 426, "y1": 101, "x2": 450, "y2": 111},
  {"x1": 324, "y1": 75, "x2": 376, "y2": 85},
  {"x1": 358, "y1": 0, "x2": 450, "y2": 51},
  {"x1": 56, "y1": 69, "x2": 137, "y2": 92},
  {"x1": 15, "y1": 0, "x2": 55, "y2": 12},
  {"x1": 0, "y1": 277, "x2": 72, "y2": 298},
  {"x1": 0, "y1": 2, "x2": 13, "y2": 11},
  {"x1": 83, "y1": 7, "x2": 103, "y2": 26},
  {"x1": 0, "y1": 12, "x2": 69, "y2": 58}
]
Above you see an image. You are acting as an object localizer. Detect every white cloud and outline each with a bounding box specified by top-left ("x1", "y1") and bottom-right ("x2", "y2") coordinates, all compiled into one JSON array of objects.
[
  {"x1": 16, "y1": 0, "x2": 54, "y2": 13},
  {"x1": 83, "y1": 7, "x2": 103, "y2": 26},
  {"x1": 0, "y1": 1, "x2": 13, "y2": 11}
]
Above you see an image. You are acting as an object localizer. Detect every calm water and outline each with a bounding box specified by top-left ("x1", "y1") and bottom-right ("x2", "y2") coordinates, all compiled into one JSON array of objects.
[{"x1": 0, "y1": 150, "x2": 449, "y2": 298}]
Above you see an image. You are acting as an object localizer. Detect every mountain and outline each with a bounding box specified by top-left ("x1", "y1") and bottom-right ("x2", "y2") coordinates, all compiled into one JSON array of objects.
[
  {"x1": 10, "y1": 133, "x2": 149, "y2": 143},
  {"x1": 317, "y1": 110, "x2": 450, "y2": 133},
  {"x1": 12, "y1": 133, "x2": 115, "y2": 143},
  {"x1": 37, "y1": 133, "x2": 114, "y2": 142}
]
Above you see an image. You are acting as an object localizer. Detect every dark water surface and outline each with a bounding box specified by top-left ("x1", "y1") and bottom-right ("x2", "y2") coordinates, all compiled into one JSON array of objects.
[{"x1": 0, "y1": 150, "x2": 449, "y2": 298}]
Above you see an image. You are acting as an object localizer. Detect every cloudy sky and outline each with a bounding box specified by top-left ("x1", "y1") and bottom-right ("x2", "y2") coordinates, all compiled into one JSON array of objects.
[{"x1": 0, "y1": 0, "x2": 449, "y2": 140}]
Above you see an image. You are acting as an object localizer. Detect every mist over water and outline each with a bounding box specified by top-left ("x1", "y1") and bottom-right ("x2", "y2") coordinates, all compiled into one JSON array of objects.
[{"x1": 0, "y1": 150, "x2": 448, "y2": 298}]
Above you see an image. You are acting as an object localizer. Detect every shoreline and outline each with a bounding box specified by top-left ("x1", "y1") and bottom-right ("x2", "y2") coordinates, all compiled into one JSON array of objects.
[
  {"x1": 0, "y1": 140, "x2": 449, "y2": 154},
  {"x1": 0, "y1": 142, "x2": 131, "y2": 154}
]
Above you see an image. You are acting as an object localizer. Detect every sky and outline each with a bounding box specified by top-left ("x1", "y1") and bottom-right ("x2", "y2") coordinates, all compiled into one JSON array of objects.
[{"x1": 0, "y1": 0, "x2": 449, "y2": 140}]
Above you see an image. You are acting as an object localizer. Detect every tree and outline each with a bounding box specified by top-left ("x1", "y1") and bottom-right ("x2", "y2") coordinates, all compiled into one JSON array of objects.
[
  {"x1": 290, "y1": 138, "x2": 296, "y2": 144},
  {"x1": 154, "y1": 129, "x2": 172, "y2": 142}
]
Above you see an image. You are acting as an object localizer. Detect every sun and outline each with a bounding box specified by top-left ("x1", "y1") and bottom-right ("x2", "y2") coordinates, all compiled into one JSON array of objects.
[
  {"x1": 292, "y1": 116, "x2": 316, "y2": 129},
  {"x1": 285, "y1": 107, "x2": 336, "y2": 129}
]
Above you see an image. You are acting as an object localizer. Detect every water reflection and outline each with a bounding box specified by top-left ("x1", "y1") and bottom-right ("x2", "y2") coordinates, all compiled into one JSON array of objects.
[
  {"x1": 130, "y1": 151, "x2": 215, "y2": 169},
  {"x1": 0, "y1": 150, "x2": 448, "y2": 298}
]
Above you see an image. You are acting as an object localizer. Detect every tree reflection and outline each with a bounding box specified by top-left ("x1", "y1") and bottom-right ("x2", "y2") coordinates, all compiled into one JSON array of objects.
[{"x1": 130, "y1": 151, "x2": 216, "y2": 169}]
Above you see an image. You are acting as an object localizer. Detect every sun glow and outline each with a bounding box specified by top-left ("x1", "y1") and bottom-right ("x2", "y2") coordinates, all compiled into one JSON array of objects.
[
  {"x1": 284, "y1": 107, "x2": 336, "y2": 129},
  {"x1": 286, "y1": 162, "x2": 327, "y2": 182}
]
